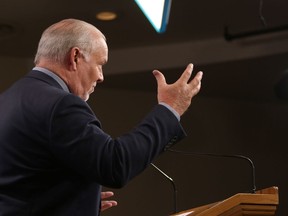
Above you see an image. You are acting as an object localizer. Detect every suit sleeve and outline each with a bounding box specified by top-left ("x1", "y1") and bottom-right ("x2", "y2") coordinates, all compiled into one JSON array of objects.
[{"x1": 49, "y1": 94, "x2": 186, "y2": 188}]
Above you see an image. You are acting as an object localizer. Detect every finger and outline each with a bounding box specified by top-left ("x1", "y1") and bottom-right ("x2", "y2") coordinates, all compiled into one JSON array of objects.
[
  {"x1": 178, "y1": 63, "x2": 194, "y2": 83},
  {"x1": 101, "y1": 201, "x2": 118, "y2": 211},
  {"x1": 188, "y1": 71, "x2": 203, "y2": 92},
  {"x1": 101, "y1": 203, "x2": 112, "y2": 211},
  {"x1": 101, "y1": 191, "x2": 114, "y2": 199},
  {"x1": 193, "y1": 71, "x2": 203, "y2": 83},
  {"x1": 152, "y1": 70, "x2": 167, "y2": 88}
]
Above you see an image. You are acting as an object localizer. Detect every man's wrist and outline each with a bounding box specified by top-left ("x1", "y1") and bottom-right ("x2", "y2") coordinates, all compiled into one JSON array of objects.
[{"x1": 159, "y1": 102, "x2": 180, "y2": 121}]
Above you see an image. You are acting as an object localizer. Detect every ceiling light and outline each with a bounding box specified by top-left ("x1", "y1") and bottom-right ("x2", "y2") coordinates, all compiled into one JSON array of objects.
[
  {"x1": 96, "y1": 11, "x2": 117, "y2": 21},
  {"x1": 134, "y1": 0, "x2": 172, "y2": 33}
]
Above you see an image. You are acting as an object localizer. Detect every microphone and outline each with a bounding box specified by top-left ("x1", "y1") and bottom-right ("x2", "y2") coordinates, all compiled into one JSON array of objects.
[
  {"x1": 150, "y1": 163, "x2": 178, "y2": 214},
  {"x1": 167, "y1": 149, "x2": 257, "y2": 194}
]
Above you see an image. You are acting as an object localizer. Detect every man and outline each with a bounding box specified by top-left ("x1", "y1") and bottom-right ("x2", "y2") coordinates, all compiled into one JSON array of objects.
[{"x1": 0, "y1": 19, "x2": 203, "y2": 215}]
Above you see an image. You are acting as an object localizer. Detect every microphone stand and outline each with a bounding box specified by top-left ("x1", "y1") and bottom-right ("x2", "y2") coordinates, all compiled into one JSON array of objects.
[
  {"x1": 168, "y1": 149, "x2": 257, "y2": 194},
  {"x1": 151, "y1": 163, "x2": 178, "y2": 214}
]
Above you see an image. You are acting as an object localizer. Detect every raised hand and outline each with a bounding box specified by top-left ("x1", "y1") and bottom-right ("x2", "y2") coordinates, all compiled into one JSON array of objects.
[{"x1": 153, "y1": 63, "x2": 203, "y2": 116}]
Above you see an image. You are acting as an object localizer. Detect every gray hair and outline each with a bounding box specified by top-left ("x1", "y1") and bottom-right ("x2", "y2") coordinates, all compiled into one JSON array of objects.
[{"x1": 34, "y1": 19, "x2": 105, "y2": 64}]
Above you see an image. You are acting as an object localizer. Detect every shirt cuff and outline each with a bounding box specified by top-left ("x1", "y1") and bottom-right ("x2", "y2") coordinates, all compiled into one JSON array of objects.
[{"x1": 159, "y1": 102, "x2": 180, "y2": 121}]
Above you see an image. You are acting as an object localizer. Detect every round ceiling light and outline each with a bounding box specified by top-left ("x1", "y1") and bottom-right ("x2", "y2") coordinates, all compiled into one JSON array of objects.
[{"x1": 96, "y1": 11, "x2": 117, "y2": 21}]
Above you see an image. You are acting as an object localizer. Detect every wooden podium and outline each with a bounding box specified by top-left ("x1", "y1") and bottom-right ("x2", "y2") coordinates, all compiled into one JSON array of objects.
[{"x1": 171, "y1": 186, "x2": 279, "y2": 216}]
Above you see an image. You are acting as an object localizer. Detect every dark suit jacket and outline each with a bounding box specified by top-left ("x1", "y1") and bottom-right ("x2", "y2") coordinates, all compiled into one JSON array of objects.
[{"x1": 0, "y1": 70, "x2": 186, "y2": 216}]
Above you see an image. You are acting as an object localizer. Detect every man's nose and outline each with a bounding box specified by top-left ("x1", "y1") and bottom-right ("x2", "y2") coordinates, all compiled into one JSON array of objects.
[{"x1": 97, "y1": 71, "x2": 104, "y2": 83}]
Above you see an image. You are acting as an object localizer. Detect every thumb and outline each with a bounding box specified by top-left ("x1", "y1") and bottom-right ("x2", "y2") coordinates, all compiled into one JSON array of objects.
[{"x1": 152, "y1": 70, "x2": 167, "y2": 88}]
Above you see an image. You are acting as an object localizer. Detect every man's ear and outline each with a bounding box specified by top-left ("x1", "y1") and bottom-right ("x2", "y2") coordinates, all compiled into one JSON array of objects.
[{"x1": 69, "y1": 47, "x2": 80, "y2": 70}]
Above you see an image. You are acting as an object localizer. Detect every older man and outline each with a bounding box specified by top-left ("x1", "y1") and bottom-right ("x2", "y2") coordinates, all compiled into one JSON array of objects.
[{"x1": 0, "y1": 19, "x2": 203, "y2": 216}]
